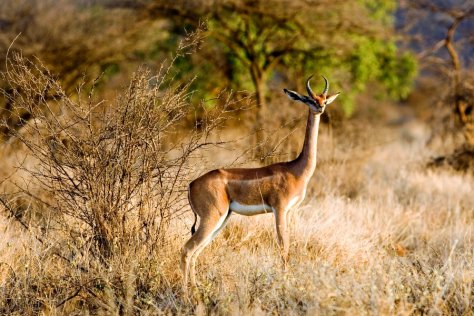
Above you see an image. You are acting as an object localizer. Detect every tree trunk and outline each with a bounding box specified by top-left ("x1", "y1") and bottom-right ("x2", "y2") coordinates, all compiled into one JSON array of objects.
[
  {"x1": 430, "y1": 16, "x2": 474, "y2": 171},
  {"x1": 250, "y1": 63, "x2": 267, "y2": 160},
  {"x1": 445, "y1": 18, "x2": 474, "y2": 148}
]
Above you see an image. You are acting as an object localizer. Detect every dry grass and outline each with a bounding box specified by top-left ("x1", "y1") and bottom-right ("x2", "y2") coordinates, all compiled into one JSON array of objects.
[
  {"x1": 1, "y1": 114, "x2": 473, "y2": 314},
  {"x1": 175, "y1": 126, "x2": 473, "y2": 315},
  {"x1": 0, "y1": 53, "x2": 473, "y2": 314}
]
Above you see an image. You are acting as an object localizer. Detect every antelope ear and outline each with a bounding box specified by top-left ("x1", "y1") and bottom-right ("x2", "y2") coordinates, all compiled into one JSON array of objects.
[
  {"x1": 283, "y1": 88, "x2": 304, "y2": 102},
  {"x1": 325, "y1": 92, "x2": 340, "y2": 105}
]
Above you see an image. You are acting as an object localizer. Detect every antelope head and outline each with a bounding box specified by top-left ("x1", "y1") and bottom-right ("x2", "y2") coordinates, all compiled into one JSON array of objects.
[{"x1": 284, "y1": 75, "x2": 340, "y2": 114}]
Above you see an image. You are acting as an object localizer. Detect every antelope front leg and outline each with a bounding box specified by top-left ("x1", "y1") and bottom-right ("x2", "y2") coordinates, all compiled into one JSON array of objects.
[{"x1": 274, "y1": 209, "x2": 290, "y2": 266}]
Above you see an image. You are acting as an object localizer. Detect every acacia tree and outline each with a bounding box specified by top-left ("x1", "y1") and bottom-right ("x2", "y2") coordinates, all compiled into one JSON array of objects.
[
  {"x1": 72, "y1": 0, "x2": 418, "y2": 118},
  {"x1": 157, "y1": 0, "x2": 417, "y2": 116},
  {"x1": 141, "y1": 0, "x2": 416, "y2": 158}
]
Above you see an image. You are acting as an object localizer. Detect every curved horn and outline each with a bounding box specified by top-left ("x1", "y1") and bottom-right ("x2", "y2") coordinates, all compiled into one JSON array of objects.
[
  {"x1": 321, "y1": 75, "x2": 329, "y2": 96},
  {"x1": 306, "y1": 75, "x2": 316, "y2": 99}
]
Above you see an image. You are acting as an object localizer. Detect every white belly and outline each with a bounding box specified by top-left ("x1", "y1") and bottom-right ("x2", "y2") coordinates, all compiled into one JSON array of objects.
[{"x1": 229, "y1": 201, "x2": 274, "y2": 216}]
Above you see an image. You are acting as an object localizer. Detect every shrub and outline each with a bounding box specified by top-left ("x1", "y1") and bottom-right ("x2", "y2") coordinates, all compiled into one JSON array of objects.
[{"x1": 0, "y1": 50, "x2": 232, "y2": 312}]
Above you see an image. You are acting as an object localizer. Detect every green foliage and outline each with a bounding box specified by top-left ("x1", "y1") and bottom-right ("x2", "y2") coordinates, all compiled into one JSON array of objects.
[
  {"x1": 378, "y1": 48, "x2": 417, "y2": 100},
  {"x1": 347, "y1": 38, "x2": 417, "y2": 106},
  {"x1": 338, "y1": 91, "x2": 358, "y2": 117},
  {"x1": 101, "y1": 63, "x2": 120, "y2": 80},
  {"x1": 359, "y1": 0, "x2": 397, "y2": 24}
]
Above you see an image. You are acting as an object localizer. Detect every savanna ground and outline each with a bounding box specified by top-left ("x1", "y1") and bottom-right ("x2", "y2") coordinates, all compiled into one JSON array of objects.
[
  {"x1": 0, "y1": 0, "x2": 473, "y2": 314},
  {"x1": 0, "y1": 80, "x2": 472, "y2": 314}
]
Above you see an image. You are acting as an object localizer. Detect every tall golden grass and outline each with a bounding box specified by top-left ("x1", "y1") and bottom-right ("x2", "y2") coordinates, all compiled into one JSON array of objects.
[
  {"x1": 0, "y1": 56, "x2": 473, "y2": 315},
  {"x1": 1, "y1": 119, "x2": 473, "y2": 314}
]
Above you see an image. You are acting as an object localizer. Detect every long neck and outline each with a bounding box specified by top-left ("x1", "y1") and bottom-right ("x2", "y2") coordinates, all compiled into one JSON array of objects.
[{"x1": 293, "y1": 109, "x2": 321, "y2": 177}]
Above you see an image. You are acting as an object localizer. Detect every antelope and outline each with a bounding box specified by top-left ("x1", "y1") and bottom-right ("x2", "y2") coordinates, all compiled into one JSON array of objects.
[{"x1": 181, "y1": 76, "x2": 340, "y2": 291}]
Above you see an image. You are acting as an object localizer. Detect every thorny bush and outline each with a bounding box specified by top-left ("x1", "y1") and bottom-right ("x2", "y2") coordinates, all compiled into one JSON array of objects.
[{"x1": 0, "y1": 51, "x2": 234, "y2": 312}]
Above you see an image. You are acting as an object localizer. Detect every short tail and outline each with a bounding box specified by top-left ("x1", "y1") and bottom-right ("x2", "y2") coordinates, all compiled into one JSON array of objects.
[
  {"x1": 191, "y1": 211, "x2": 197, "y2": 235},
  {"x1": 188, "y1": 184, "x2": 197, "y2": 235}
]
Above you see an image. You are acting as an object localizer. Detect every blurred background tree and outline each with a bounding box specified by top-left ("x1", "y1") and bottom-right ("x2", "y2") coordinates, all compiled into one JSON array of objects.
[
  {"x1": 143, "y1": 0, "x2": 417, "y2": 117},
  {"x1": 2, "y1": 0, "x2": 472, "y2": 168}
]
